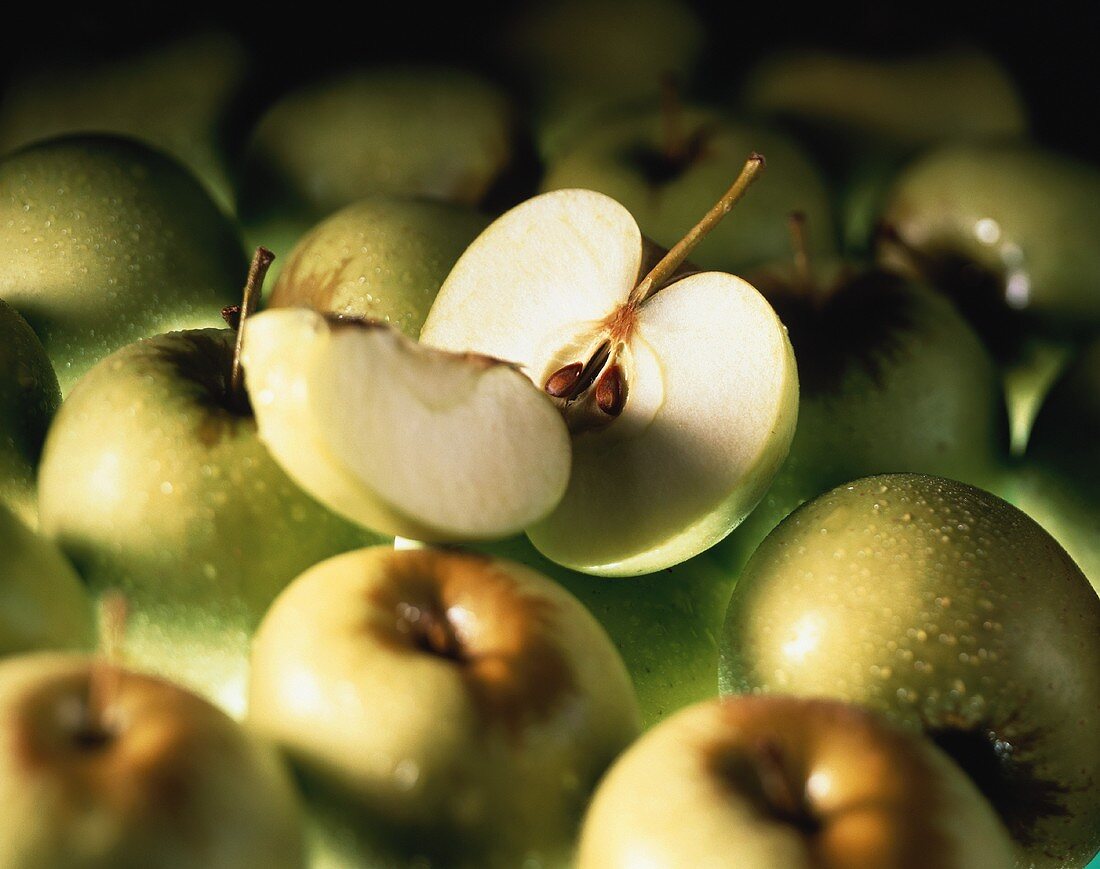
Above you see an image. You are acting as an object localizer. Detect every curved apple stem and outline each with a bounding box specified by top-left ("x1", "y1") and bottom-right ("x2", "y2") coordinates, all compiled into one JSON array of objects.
[
  {"x1": 788, "y1": 211, "x2": 815, "y2": 293},
  {"x1": 627, "y1": 153, "x2": 766, "y2": 308},
  {"x1": 229, "y1": 247, "x2": 276, "y2": 412}
]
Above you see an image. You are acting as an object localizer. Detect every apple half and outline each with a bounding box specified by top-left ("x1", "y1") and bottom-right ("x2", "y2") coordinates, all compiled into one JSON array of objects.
[
  {"x1": 242, "y1": 309, "x2": 572, "y2": 542},
  {"x1": 422, "y1": 180, "x2": 798, "y2": 575}
]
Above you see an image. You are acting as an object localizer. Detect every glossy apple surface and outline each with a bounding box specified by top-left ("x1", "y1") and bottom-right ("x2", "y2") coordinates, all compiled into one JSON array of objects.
[
  {"x1": 0, "y1": 652, "x2": 305, "y2": 867},
  {"x1": 0, "y1": 504, "x2": 95, "y2": 657},
  {"x1": 37, "y1": 328, "x2": 382, "y2": 715},
  {"x1": 250, "y1": 546, "x2": 640, "y2": 867},
  {"x1": 0, "y1": 135, "x2": 244, "y2": 394},
  {"x1": 0, "y1": 299, "x2": 59, "y2": 525},
  {"x1": 578, "y1": 695, "x2": 1015, "y2": 868},
  {"x1": 721, "y1": 474, "x2": 1100, "y2": 868},
  {"x1": 268, "y1": 197, "x2": 488, "y2": 336}
]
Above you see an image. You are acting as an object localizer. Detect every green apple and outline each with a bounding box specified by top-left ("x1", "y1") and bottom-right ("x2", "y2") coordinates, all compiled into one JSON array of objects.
[
  {"x1": 0, "y1": 504, "x2": 94, "y2": 657},
  {"x1": 880, "y1": 143, "x2": 1100, "y2": 347},
  {"x1": 720, "y1": 473, "x2": 1100, "y2": 868},
  {"x1": 1012, "y1": 337, "x2": 1100, "y2": 594},
  {"x1": 0, "y1": 299, "x2": 59, "y2": 525},
  {"x1": 249, "y1": 545, "x2": 640, "y2": 867},
  {"x1": 240, "y1": 67, "x2": 513, "y2": 273},
  {"x1": 242, "y1": 308, "x2": 572, "y2": 543},
  {"x1": 0, "y1": 31, "x2": 247, "y2": 212},
  {"x1": 578, "y1": 695, "x2": 1015, "y2": 868},
  {"x1": 541, "y1": 105, "x2": 836, "y2": 272},
  {"x1": 476, "y1": 534, "x2": 737, "y2": 727},
  {"x1": 0, "y1": 135, "x2": 245, "y2": 394},
  {"x1": 503, "y1": 0, "x2": 705, "y2": 160},
  {"x1": 715, "y1": 255, "x2": 1009, "y2": 575},
  {"x1": 268, "y1": 197, "x2": 489, "y2": 336},
  {"x1": 37, "y1": 326, "x2": 383, "y2": 716},
  {"x1": 741, "y1": 47, "x2": 1026, "y2": 151},
  {"x1": 0, "y1": 652, "x2": 305, "y2": 866},
  {"x1": 423, "y1": 166, "x2": 800, "y2": 575}
]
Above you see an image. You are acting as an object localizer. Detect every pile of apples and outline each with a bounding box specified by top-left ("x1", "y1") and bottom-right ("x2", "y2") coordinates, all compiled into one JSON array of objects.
[{"x1": 1, "y1": 2, "x2": 1098, "y2": 867}]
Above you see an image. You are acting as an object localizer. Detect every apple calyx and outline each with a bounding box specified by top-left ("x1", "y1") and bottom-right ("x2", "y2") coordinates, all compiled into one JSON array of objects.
[
  {"x1": 228, "y1": 246, "x2": 275, "y2": 413},
  {"x1": 542, "y1": 153, "x2": 766, "y2": 433}
]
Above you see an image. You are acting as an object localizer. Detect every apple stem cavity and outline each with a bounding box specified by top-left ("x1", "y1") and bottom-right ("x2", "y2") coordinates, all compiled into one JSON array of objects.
[
  {"x1": 627, "y1": 153, "x2": 766, "y2": 309},
  {"x1": 752, "y1": 738, "x2": 816, "y2": 831},
  {"x1": 229, "y1": 246, "x2": 276, "y2": 412}
]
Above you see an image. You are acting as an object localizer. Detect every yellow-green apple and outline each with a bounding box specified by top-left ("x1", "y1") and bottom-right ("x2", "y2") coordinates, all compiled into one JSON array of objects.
[
  {"x1": 0, "y1": 299, "x2": 59, "y2": 525},
  {"x1": 476, "y1": 534, "x2": 737, "y2": 727},
  {"x1": 0, "y1": 135, "x2": 244, "y2": 394},
  {"x1": 37, "y1": 325, "x2": 383, "y2": 716},
  {"x1": 0, "y1": 504, "x2": 94, "y2": 657},
  {"x1": 0, "y1": 652, "x2": 305, "y2": 866},
  {"x1": 720, "y1": 473, "x2": 1100, "y2": 868},
  {"x1": 1012, "y1": 338, "x2": 1100, "y2": 593},
  {"x1": 422, "y1": 161, "x2": 799, "y2": 574},
  {"x1": 541, "y1": 105, "x2": 835, "y2": 272},
  {"x1": 241, "y1": 309, "x2": 572, "y2": 542},
  {"x1": 268, "y1": 197, "x2": 488, "y2": 335},
  {"x1": 715, "y1": 250, "x2": 1009, "y2": 575},
  {"x1": 240, "y1": 67, "x2": 513, "y2": 273},
  {"x1": 578, "y1": 695, "x2": 1016, "y2": 868},
  {"x1": 0, "y1": 31, "x2": 247, "y2": 212},
  {"x1": 249, "y1": 546, "x2": 641, "y2": 867},
  {"x1": 504, "y1": 0, "x2": 705, "y2": 159}
]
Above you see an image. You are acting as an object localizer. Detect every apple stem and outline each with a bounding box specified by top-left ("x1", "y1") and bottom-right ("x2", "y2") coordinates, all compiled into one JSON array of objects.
[
  {"x1": 787, "y1": 211, "x2": 817, "y2": 299},
  {"x1": 86, "y1": 592, "x2": 129, "y2": 738},
  {"x1": 627, "y1": 153, "x2": 766, "y2": 308},
  {"x1": 229, "y1": 247, "x2": 276, "y2": 412},
  {"x1": 661, "y1": 73, "x2": 684, "y2": 163}
]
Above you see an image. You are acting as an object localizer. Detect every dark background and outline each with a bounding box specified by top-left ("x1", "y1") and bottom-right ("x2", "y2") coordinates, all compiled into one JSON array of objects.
[{"x1": 1, "y1": 1, "x2": 1095, "y2": 161}]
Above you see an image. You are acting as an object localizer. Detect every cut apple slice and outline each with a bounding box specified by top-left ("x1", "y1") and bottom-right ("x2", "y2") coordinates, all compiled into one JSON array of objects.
[
  {"x1": 242, "y1": 309, "x2": 572, "y2": 542},
  {"x1": 422, "y1": 157, "x2": 799, "y2": 575}
]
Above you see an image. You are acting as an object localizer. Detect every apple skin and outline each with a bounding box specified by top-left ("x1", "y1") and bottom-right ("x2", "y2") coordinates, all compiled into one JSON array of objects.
[
  {"x1": 741, "y1": 48, "x2": 1027, "y2": 151},
  {"x1": 37, "y1": 328, "x2": 383, "y2": 716},
  {"x1": 879, "y1": 143, "x2": 1100, "y2": 353},
  {"x1": 476, "y1": 535, "x2": 736, "y2": 728},
  {"x1": 720, "y1": 473, "x2": 1100, "y2": 868},
  {"x1": 268, "y1": 197, "x2": 489, "y2": 337},
  {"x1": 578, "y1": 695, "x2": 1016, "y2": 868},
  {"x1": 0, "y1": 299, "x2": 59, "y2": 526},
  {"x1": 504, "y1": 0, "x2": 705, "y2": 160},
  {"x1": 0, "y1": 652, "x2": 305, "y2": 867},
  {"x1": 240, "y1": 67, "x2": 513, "y2": 277},
  {"x1": 541, "y1": 105, "x2": 835, "y2": 273},
  {"x1": 0, "y1": 31, "x2": 247, "y2": 213},
  {"x1": 0, "y1": 503, "x2": 95, "y2": 658},
  {"x1": 1011, "y1": 338, "x2": 1100, "y2": 594},
  {"x1": 714, "y1": 263, "x2": 1009, "y2": 575},
  {"x1": 249, "y1": 545, "x2": 641, "y2": 868},
  {"x1": 0, "y1": 135, "x2": 245, "y2": 394}
]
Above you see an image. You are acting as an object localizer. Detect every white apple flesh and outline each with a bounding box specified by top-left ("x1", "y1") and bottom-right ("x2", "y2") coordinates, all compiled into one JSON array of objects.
[
  {"x1": 242, "y1": 310, "x2": 572, "y2": 542},
  {"x1": 422, "y1": 166, "x2": 798, "y2": 574}
]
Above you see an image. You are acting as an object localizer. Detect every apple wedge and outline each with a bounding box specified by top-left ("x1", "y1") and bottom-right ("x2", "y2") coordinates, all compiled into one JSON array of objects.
[
  {"x1": 422, "y1": 157, "x2": 798, "y2": 574},
  {"x1": 242, "y1": 309, "x2": 572, "y2": 542}
]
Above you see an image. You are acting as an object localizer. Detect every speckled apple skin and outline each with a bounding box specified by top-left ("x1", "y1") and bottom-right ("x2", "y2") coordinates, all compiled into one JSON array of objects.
[
  {"x1": 721, "y1": 473, "x2": 1100, "y2": 868},
  {"x1": 0, "y1": 135, "x2": 244, "y2": 394},
  {"x1": 0, "y1": 300, "x2": 59, "y2": 525},
  {"x1": 37, "y1": 329, "x2": 383, "y2": 716}
]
